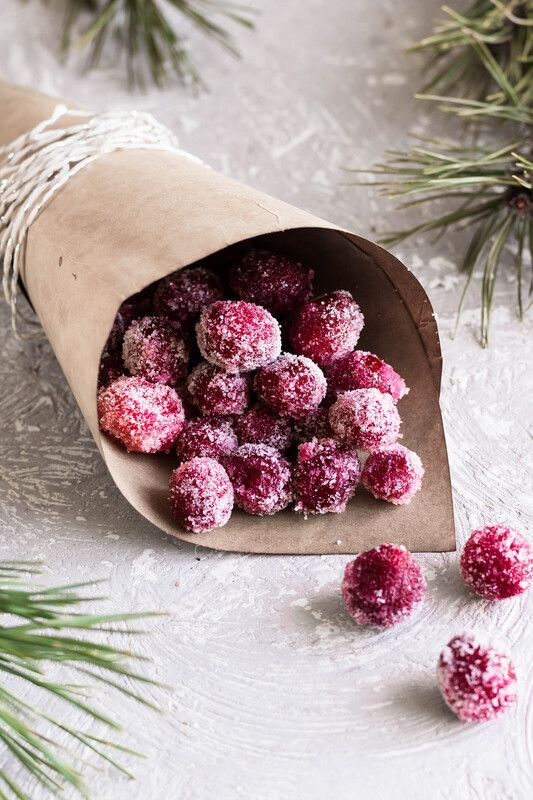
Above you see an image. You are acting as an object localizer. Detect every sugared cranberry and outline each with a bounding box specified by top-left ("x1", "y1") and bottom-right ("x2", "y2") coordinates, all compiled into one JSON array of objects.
[
  {"x1": 122, "y1": 316, "x2": 189, "y2": 385},
  {"x1": 106, "y1": 293, "x2": 152, "y2": 351},
  {"x1": 168, "y1": 457, "x2": 234, "y2": 533},
  {"x1": 187, "y1": 361, "x2": 250, "y2": 416},
  {"x1": 460, "y1": 525, "x2": 533, "y2": 600},
  {"x1": 235, "y1": 404, "x2": 293, "y2": 451},
  {"x1": 98, "y1": 376, "x2": 184, "y2": 453},
  {"x1": 437, "y1": 633, "x2": 517, "y2": 722},
  {"x1": 176, "y1": 417, "x2": 238, "y2": 462},
  {"x1": 329, "y1": 388, "x2": 400, "y2": 451},
  {"x1": 153, "y1": 265, "x2": 223, "y2": 327},
  {"x1": 342, "y1": 544, "x2": 426, "y2": 627},
  {"x1": 254, "y1": 354, "x2": 326, "y2": 419},
  {"x1": 288, "y1": 290, "x2": 364, "y2": 367},
  {"x1": 225, "y1": 444, "x2": 292, "y2": 515},
  {"x1": 294, "y1": 438, "x2": 360, "y2": 515},
  {"x1": 325, "y1": 350, "x2": 407, "y2": 402},
  {"x1": 196, "y1": 300, "x2": 281, "y2": 373},
  {"x1": 229, "y1": 250, "x2": 313, "y2": 316},
  {"x1": 362, "y1": 445, "x2": 424, "y2": 505}
]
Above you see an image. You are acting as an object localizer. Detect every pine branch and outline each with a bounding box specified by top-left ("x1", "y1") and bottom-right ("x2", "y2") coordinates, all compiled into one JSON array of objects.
[
  {"x1": 353, "y1": 141, "x2": 533, "y2": 346},
  {"x1": 0, "y1": 562, "x2": 162, "y2": 798},
  {"x1": 410, "y1": 0, "x2": 533, "y2": 118},
  {"x1": 58, "y1": 0, "x2": 255, "y2": 88}
]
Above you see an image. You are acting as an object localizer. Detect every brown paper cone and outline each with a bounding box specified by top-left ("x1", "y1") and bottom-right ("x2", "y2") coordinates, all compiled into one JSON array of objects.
[{"x1": 0, "y1": 81, "x2": 454, "y2": 554}]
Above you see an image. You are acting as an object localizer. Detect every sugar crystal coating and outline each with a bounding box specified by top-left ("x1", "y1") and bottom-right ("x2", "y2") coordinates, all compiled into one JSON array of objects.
[
  {"x1": 98, "y1": 376, "x2": 185, "y2": 453},
  {"x1": 326, "y1": 350, "x2": 408, "y2": 402},
  {"x1": 254, "y1": 353, "x2": 327, "y2": 419},
  {"x1": 342, "y1": 543, "x2": 426, "y2": 627},
  {"x1": 437, "y1": 633, "x2": 517, "y2": 722},
  {"x1": 122, "y1": 316, "x2": 189, "y2": 385},
  {"x1": 288, "y1": 290, "x2": 364, "y2": 367},
  {"x1": 106, "y1": 293, "x2": 153, "y2": 352},
  {"x1": 225, "y1": 443, "x2": 292, "y2": 515},
  {"x1": 362, "y1": 445, "x2": 424, "y2": 505},
  {"x1": 235, "y1": 404, "x2": 293, "y2": 451},
  {"x1": 176, "y1": 417, "x2": 238, "y2": 462},
  {"x1": 229, "y1": 250, "x2": 313, "y2": 316},
  {"x1": 168, "y1": 457, "x2": 234, "y2": 533},
  {"x1": 153, "y1": 265, "x2": 223, "y2": 327},
  {"x1": 196, "y1": 300, "x2": 281, "y2": 373},
  {"x1": 187, "y1": 361, "x2": 250, "y2": 416},
  {"x1": 329, "y1": 388, "x2": 401, "y2": 451},
  {"x1": 294, "y1": 438, "x2": 361, "y2": 515},
  {"x1": 460, "y1": 525, "x2": 533, "y2": 600}
]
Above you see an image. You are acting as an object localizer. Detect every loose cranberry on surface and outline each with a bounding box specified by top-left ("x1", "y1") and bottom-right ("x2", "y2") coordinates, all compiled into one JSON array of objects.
[
  {"x1": 437, "y1": 633, "x2": 517, "y2": 722},
  {"x1": 342, "y1": 543, "x2": 427, "y2": 628},
  {"x1": 460, "y1": 525, "x2": 533, "y2": 600}
]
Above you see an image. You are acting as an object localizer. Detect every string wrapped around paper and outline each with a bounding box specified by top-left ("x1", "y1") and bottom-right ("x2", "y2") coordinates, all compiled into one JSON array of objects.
[{"x1": 0, "y1": 81, "x2": 455, "y2": 555}]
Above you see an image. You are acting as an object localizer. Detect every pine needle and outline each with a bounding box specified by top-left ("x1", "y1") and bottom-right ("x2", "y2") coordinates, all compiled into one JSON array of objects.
[
  {"x1": 352, "y1": 140, "x2": 533, "y2": 346},
  {"x1": 0, "y1": 562, "x2": 162, "y2": 798}
]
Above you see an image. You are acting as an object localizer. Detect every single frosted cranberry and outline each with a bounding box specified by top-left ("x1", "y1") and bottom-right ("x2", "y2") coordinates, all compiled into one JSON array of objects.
[
  {"x1": 229, "y1": 250, "x2": 313, "y2": 316},
  {"x1": 225, "y1": 444, "x2": 292, "y2": 515},
  {"x1": 176, "y1": 417, "x2": 238, "y2": 462},
  {"x1": 153, "y1": 265, "x2": 223, "y2": 327},
  {"x1": 294, "y1": 438, "x2": 360, "y2": 515},
  {"x1": 187, "y1": 361, "x2": 250, "y2": 416},
  {"x1": 122, "y1": 316, "x2": 189, "y2": 385},
  {"x1": 437, "y1": 633, "x2": 517, "y2": 722},
  {"x1": 325, "y1": 350, "x2": 407, "y2": 402},
  {"x1": 288, "y1": 290, "x2": 364, "y2": 367},
  {"x1": 196, "y1": 300, "x2": 281, "y2": 373},
  {"x1": 329, "y1": 388, "x2": 401, "y2": 451},
  {"x1": 460, "y1": 525, "x2": 533, "y2": 600},
  {"x1": 254, "y1": 353, "x2": 326, "y2": 419},
  {"x1": 235, "y1": 404, "x2": 293, "y2": 451},
  {"x1": 362, "y1": 445, "x2": 424, "y2": 505},
  {"x1": 98, "y1": 376, "x2": 184, "y2": 453},
  {"x1": 168, "y1": 457, "x2": 234, "y2": 533},
  {"x1": 342, "y1": 543, "x2": 426, "y2": 627}
]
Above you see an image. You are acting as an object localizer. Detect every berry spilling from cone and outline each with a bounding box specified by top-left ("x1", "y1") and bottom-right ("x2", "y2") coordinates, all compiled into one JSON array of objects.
[{"x1": 97, "y1": 250, "x2": 421, "y2": 533}]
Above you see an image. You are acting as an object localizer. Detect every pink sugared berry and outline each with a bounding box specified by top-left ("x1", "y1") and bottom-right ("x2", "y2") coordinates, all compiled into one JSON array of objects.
[
  {"x1": 225, "y1": 444, "x2": 292, "y2": 515},
  {"x1": 437, "y1": 633, "x2": 517, "y2": 722},
  {"x1": 460, "y1": 525, "x2": 533, "y2": 600},
  {"x1": 288, "y1": 290, "x2": 364, "y2": 367},
  {"x1": 342, "y1": 544, "x2": 426, "y2": 627},
  {"x1": 153, "y1": 266, "x2": 223, "y2": 327},
  {"x1": 168, "y1": 457, "x2": 234, "y2": 533},
  {"x1": 98, "y1": 376, "x2": 185, "y2": 453},
  {"x1": 229, "y1": 250, "x2": 313, "y2": 316},
  {"x1": 362, "y1": 445, "x2": 424, "y2": 505},
  {"x1": 235, "y1": 404, "x2": 293, "y2": 451},
  {"x1": 294, "y1": 438, "x2": 361, "y2": 515},
  {"x1": 122, "y1": 316, "x2": 189, "y2": 385},
  {"x1": 106, "y1": 293, "x2": 152, "y2": 351},
  {"x1": 254, "y1": 354, "x2": 327, "y2": 419},
  {"x1": 187, "y1": 361, "x2": 250, "y2": 416},
  {"x1": 197, "y1": 300, "x2": 281, "y2": 373},
  {"x1": 293, "y1": 406, "x2": 333, "y2": 443},
  {"x1": 176, "y1": 417, "x2": 238, "y2": 462},
  {"x1": 325, "y1": 350, "x2": 408, "y2": 402},
  {"x1": 329, "y1": 388, "x2": 400, "y2": 451}
]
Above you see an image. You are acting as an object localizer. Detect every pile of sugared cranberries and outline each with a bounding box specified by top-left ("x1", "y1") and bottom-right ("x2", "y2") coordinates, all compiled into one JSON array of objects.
[{"x1": 97, "y1": 249, "x2": 421, "y2": 533}]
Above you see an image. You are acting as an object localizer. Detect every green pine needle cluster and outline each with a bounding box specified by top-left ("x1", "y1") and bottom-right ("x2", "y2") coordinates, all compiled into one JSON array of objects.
[
  {"x1": 58, "y1": 0, "x2": 254, "y2": 87},
  {"x1": 359, "y1": 0, "x2": 533, "y2": 346},
  {"x1": 0, "y1": 562, "x2": 160, "y2": 798}
]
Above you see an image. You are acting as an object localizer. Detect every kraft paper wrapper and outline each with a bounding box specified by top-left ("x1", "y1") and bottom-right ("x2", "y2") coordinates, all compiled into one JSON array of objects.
[{"x1": 0, "y1": 82, "x2": 455, "y2": 554}]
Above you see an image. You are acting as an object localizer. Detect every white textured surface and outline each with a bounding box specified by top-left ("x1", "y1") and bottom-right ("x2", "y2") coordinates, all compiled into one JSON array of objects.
[{"x1": 1, "y1": 1, "x2": 532, "y2": 799}]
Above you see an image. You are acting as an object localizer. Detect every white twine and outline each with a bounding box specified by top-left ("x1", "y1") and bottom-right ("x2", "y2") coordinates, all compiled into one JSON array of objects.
[{"x1": 0, "y1": 104, "x2": 196, "y2": 339}]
